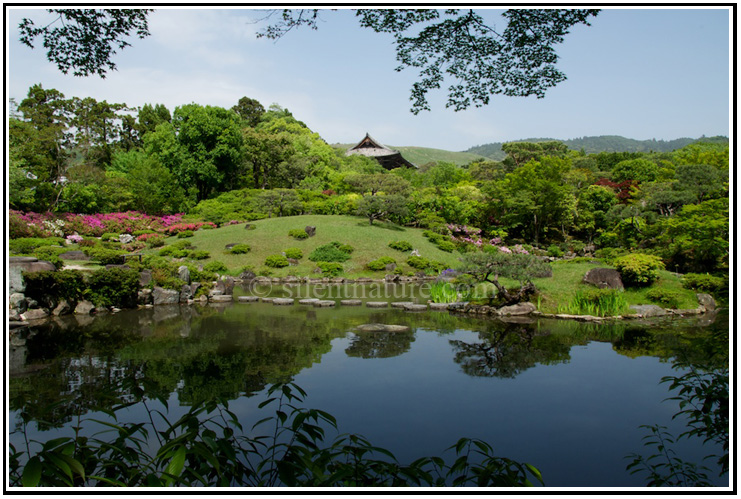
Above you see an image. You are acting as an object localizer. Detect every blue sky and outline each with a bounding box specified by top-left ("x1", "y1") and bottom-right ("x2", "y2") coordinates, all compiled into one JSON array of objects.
[{"x1": 6, "y1": 7, "x2": 732, "y2": 151}]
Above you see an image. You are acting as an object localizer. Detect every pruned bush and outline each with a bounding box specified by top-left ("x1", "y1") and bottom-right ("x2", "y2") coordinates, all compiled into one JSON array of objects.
[
  {"x1": 423, "y1": 231, "x2": 447, "y2": 245},
  {"x1": 614, "y1": 253, "x2": 665, "y2": 287},
  {"x1": 547, "y1": 245, "x2": 563, "y2": 258},
  {"x1": 87, "y1": 267, "x2": 140, "y2": 308},
  {"x1": 308, "y1": 242, "x2": 352, "y2": 263},
  {"x1": 407, "y1": 256, "x2": 446, "y2": 273},
  {"x1": 228, "y1": 244, "x2": 251, "y2": 255},
  {"x1": 9, "y1": 237, "x2": 66, "y2": 254},
  {"x1": 22, "y1": 270, "x2": 86, "y2": 308},
  {"x1": 177, "y1": 230, "x2": 194, "y2": 239},
  {"x1": 265, "y1": 255, "x2": 290, "y2": 268},
  {"x1": 204, "y1": 261, "x2": 228, "y2": 273},
  {"x1": 83, "y1": 247, "x2": 127, "y2": 265},
  {"x1": 147, "y1": 237, "x2": 166, "y2": 248},
  {"x1": 436, "y1": 241, "x2": 456, "y2": 253},
  {"x1": 681, "y1": 273, "x2": 726, "y2": 295},
  {"x1": 284, "y1": 248, "x2": 303, "y2": 260},
  {"x1": 594, "y1": 247, "x2": 629, "y2": 265},
  {"x1": 100, "y1": 232, "x2": 120, "y2": 242},
  {"x1": 388, "y1": 240, "x2": 413, "y2": 252},
  {"x1": 158, "y1": 246, "x2": 190, "y2": 258},
  {"x1": 646, "y1": 288, "x2": 682, "y2": 309},
  {"x1": 289, "y1": 229, "x2": 309, "y2": 240},
  {"x1": 366, "y1": 257, "x2": 396, "y2": 271},
  {"x1": 316, "y1": 262, "x2": 343, "y2": 276},
  {"x1": 189, "y1": 250, "x2": 211, "y2": 260}
]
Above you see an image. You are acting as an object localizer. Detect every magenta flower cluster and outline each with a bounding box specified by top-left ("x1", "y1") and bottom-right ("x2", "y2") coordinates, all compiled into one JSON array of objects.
[{"x1": 9, "y1": 210, "x2": 186, "y2": 238}]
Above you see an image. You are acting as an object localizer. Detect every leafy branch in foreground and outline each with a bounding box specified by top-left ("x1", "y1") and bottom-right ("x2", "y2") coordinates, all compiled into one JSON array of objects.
[{"x1": 10, "y1": 383, "x2": 543, "y2": 487}]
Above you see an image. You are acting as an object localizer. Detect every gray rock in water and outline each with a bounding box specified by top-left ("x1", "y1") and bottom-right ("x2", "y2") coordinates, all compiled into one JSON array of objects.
[
  {"x1": 178, "y1": 265, "x2": 191, "y2": 284},
  {"x1": 496, "y1": 302, "x2": 537, "y2": 316},
  {"x1": 273, "y1": 298, "x2": 295, "y2": 305},
  {"x1": 9, "y1": 293, "x2": 28, "y2": 313},
  {"x1": 152, "y1": 287, "x2": 180, "y2": 306},
  {"x1": 74, "y1": 300, "x2": 96, "y2": 315},
  {"x1": 313, "y1": 300, "x2": 336, "y2": 307},
  {"x1": 239, "y1": 270, "x2": 256, "y2": 282},
  {"x1": 403, "y1": 304, "x2": 428, "y2": 312},
  {"x1": 583, "y1": 268, "x2": 624, "y2": 290},
  {"x1": 340, "y1": 299, "x2": 363, "y2": 306},
  {"x1": 21, "y1": 308, "x2": 49, "y2": 321},
  {"x1": 214, "y1": 276, "x2": 235, "y2": 296},
  {"x1": 238, "y1": 296, "x2": 260, "y2": 302},
  {"x1": 356, "y1": 324, "x2": 411, "y2": 333},
  {"x1": 52, "y1": 299, "x2": 71, "y2": 316},
  {"x1": 429, "y1": 302, "x2": 450, "y2": 310},
  {"x1": 366, "y1": 302, "x2": 389, "y2": 308},
  {"x1": 629, "y1": 304, "x2": 668, "y2": 317},
  {"x1": 390, "y1": 301, "x2": 413, "y2": 308},
  {"x1": 210, "y1": 295, "x2": 233, "y2": 302},
  {"x1": 696, "y1": 293, "x2": 717, "y2": 311},
  {"x1": 138, "y1": 288, "x2": 153, "y2": 305},
  {"x1": 180, "y1": 284, "x2": 192, "y2": 303},
  {"x1": 9, "y1": 259, "x2": 56, "y2": 294},
  {"x1": 298, "y1": 298, "x2": 320, "y2": 305}
]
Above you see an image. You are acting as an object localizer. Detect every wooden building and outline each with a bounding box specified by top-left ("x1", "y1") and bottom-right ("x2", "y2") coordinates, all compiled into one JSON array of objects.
[{"x1": 346, "y1": 133, "x2": 416, "y2": 170}]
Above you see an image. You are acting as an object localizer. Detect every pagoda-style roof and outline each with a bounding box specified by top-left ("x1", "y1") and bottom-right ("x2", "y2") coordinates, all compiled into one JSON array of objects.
[{"x1": 346, "y1": 133, "x2": 416, "y2": 170}]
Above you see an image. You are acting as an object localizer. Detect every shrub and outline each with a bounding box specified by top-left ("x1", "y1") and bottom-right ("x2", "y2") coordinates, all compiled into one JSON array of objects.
[
  {"x1": 9, "y1": 237, "x2": 66, "y2": 254},
  {"x1": 204, "y1": 261, "x2": 228, "y2": 273},
  {"x1": 158, "y1": 246, "x2": 189, "y2": 258},
  {"x1": 84, "y1": 247, "x2": 127, "y2": 266},
  {"x1": 189, "y1": 250, "x2": 211, "y2": 260},
  {"x1": 177, "y1": 230, "x2": 194, "y2": 239},
  {"x1": 265, "y1": 254, "x2": 290, "y2": 268},
  {"x1": 547, "y1": 245, "x2": 563, "y2": 258},
  {"x1": 681, "y1": 273, "x2": 726, "y2": 295},
  {"x1": 594, "y1": 247, "x2": 629, "y2": 265},
  {"x1": 86, "y1": 267, "x2": 140, "y2": 308},
  {"x1": 388, "y1": 240, "x2": 413, "y2": 252},
  {"x1": 407, "y1": 256, "x2": 446, "y2": 273},
  {"x1": 308, "y1": 242, "x2": 352, "y2": 263},
  {"x1": 366, "y1": 257, "x2": 396, "y2": 271},
  {"x1": 22, "y1": 270, "x2": 86, "y2": 308},
  {"x1": 316, "y1": 262, "x2": 343, "y2": 276},
  {"x1": 122, "y1": 241, "x2": 146, "y2": 252},
  {"x1": 614, "y1": 253, "x2": 665, "y2": 287},
  {"x1": 646, "y1": 288, "x2": 682, "y2": 309},
  {"x1": 147, "y1": 237, "x2": 166, "y2": 248},
  {"x1": 288, "y1": 229, "x2": 309, "y2": 240},
  {"x1": 436, "y1": 241, "x2": 456, "y2": 253},
  {"x1": 228, "y1": 244, "x2": 251, "y2": 255},
  {"x1": 423, "y1": 231, "x2": 446, "y2": 245},
  {"x1": 150, "y1": 268, "x2": 186, "y2": 290},
  {"x1": 284, "y1": 248, "x2": 303, "y2": 260},
  {"x1": 100, "y1": 232, "x2": 119, "y2": 242},
  {"x1": 172, "y1": 240, "x2": 194, "y2": 250},
  {"x1": 78, "y1": 238, "x2": 98, "y2": 248}
]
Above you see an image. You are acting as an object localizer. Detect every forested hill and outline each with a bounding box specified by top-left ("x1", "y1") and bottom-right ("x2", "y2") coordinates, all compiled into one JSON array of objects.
[{"x1": 465, "y1": 135, "x2": 729, "y2": 161}]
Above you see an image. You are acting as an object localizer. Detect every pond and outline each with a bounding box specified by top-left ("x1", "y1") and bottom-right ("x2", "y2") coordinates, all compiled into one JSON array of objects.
[{"x1": 8, "y1": 283, "x2": 729, "y2": 488}]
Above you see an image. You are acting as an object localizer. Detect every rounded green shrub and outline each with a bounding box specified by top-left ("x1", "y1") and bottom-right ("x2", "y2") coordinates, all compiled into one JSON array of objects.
[
  {"x1": 308, "y1": 242, "x2": 352, "y2": 263},
  {"x1": 547, "y1": 245, "x2": 564, "y2": 258},
  {"x1": 84, "y1": 247, "x2": 127, "y2": 265},
  {"x1": 284, "y1": 248, "x2": 303, "y2": 260},
  {"x1": 646, "y1": 288, "x2": 682, "y2": 309},
  {"x1": 9, "y1": 237, "x2": 66, "y2": 254},
  {"x1": 366, "y1": 257, "x2": 396, "y2": 271},
  {"x1": 204, "y1": 261, "x2": 228, "y2": 273},
  {"x1": 177, "y1": 230, "x2": 194, "y2": 238},
  {"x1": 189, "y1": 250, "x2": 211, "y2": 260},
  {"x1": 388, "y1": 240, "x2": 413, "y2": 252},
  {"x1": 228, "y1": 244, "x2": 251, "y2": 254},
  {"x1": 87, "y1": 267, "x2": 140, "y2": 308},
  {"x1": 614, "y1": 253, "x2": 665, "y2": 287},
  {"x1": 436, "y1": 241, "x2": 456, "y2": 253},
  {"x1": 316, "y1": 262, "x2": 343, "y2": 276},
  {"x1": 265, "y1": 254, "x2": 290, "y2": 268},
  {"x1": 22, "y1": 270, "x2": 85, "y2": 308},
  {"x1": 288, "y1": 229, "x2": 309, "y2": 240},
  {"x1": 681, "y1": 273, "x2": 726, "y2": 294},
  {"x1": 100, "y1": 232, "x2": 119, "y2": 242}
]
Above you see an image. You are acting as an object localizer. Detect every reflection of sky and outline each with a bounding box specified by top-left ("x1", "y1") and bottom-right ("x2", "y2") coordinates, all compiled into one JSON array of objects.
[{"x1": 8, "y1": 309, "x2": 728, "y2": 488}]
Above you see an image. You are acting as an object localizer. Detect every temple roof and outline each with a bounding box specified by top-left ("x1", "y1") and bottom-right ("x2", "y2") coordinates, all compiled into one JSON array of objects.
[{"x1": 346, "y1": 133, "x2": 416, "y2": 169}]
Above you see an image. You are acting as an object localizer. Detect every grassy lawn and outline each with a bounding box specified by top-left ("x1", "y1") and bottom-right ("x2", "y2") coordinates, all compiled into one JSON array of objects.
[{"x1": 144, "y1": 215, "x2": 462, "y2": 277}]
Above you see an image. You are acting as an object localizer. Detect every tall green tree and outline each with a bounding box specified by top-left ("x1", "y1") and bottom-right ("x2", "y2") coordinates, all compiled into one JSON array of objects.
[{"x1": 232, "y1": 96, "x2": 265, "y2": 127}]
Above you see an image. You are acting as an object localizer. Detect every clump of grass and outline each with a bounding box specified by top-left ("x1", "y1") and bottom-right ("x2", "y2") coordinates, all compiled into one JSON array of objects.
[
  {"x1": 557, "y1": 288, "x2": 629, "y2": 317},
  {"x1": 428, "y1": 281, "x2": 459, "y2": 303}
]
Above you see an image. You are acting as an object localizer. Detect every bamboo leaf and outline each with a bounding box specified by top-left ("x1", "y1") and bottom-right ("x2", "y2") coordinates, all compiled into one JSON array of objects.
[{"x1": 22, "y1": 456, "x2": 42, "y2": 487}]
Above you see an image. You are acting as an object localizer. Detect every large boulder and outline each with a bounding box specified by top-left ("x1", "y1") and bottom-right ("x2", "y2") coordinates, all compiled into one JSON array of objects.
[
  {"x1": 696, "y1": 293, "x2": 717, "y2": 311},
  {"x1": 496, "y1": 302, "x2": 537, "y2": 316},
  {"x1": 214, "y1": 276, "x2": 235, "y2": 296},
  {"x1": 304, "y1": 226, "x2": 316, "y2": 237},
  {"x1": 152, "y1": 287, "x2": 180, "y2": 305},
  {"x1": 52, "y1": 299, "x2": 72, "y2": 316},
  {"x1": 239, "y1": 270, "x2": 256, "y2": 282},
  {"x1": 178, "y1": 265, "x2": 191, "y2": 284},
  {"x1": 9, "y1": 293, "x2": 28, "y2": 313},
  {"x1": 583, "y1": 268, "x2": 624, "y2": 290},
  {"x1": 356, "y1": 324, "x2": 411, "y2": 333},
  {"x1": 629, "y1": 304, "x2": 668, "y2": 317},
  {"x1": 21, "y1": 308, "x2": 49, "y2": 321},
  {"x1": 74, "y1": 300, "x2": 96, "y2": 315}
]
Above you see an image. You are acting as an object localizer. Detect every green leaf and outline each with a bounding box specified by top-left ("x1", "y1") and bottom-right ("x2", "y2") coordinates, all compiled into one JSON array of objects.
[
  {"x1": 22, "y1": 456, "x2": 43, "y2": 487},
  {"x1": 164, "y1": 446, "x2": 186, "y2": 484}
]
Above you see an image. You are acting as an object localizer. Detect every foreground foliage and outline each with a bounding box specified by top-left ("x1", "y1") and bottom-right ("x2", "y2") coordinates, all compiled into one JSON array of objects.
[{"x1": 9, "y1": 383, "x2": 543, "y2": 488}]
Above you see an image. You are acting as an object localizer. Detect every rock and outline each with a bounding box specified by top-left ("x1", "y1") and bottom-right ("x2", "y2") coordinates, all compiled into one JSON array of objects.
[
  {"x1": 385, "y1": 274, "x2": 400, "y2": 282},
  {"x1": 330, "y1": 277, "x2": 345, "y2": 283},
  {"x1": 21, "y1": 308, "x2": 49, "y2": 321},
  {"x1": 496, "y1": 302, "x2": 537, "y2": 316},
  {"x1": 210, "y1": 295, "x2": 233, "y2": 302},
  {"x1": 429, "y1": 302, "x2": 449, "y2": 310},
  {"x1": 305, "y1": 226, "x2": 316, "y2": 237},
  {"x1": 583, "y1": 268, "x2": 624, "y2": 290},
  {"x1": 356, "y1": 324, "x2": 411, "y2": 333},
  {"x1": 696, "y1": 293, "x2": 717, "y2": 311},
  {"x1": 390, "y1": 302, "x2": 414, "y2": 309},
  {"x1": 287, "y1": 258, "x2": 300, "y2": 266},
  {"x1": 59, "y1": 250, "x2": 89, "y2": 260},
  {"x1": 244, "y1": 223, "x2": 255, "y2": 230},
  {"x1": 119, "y1": 234, "x2": 134, "y2": 244},
  {"x1": 313, "y1": 300, "x2": 336, "y2": 307},
  {"x1": 283, "y1": 276, "x2": 300, "y2": 283},
  {"x1": 225, "y1": 243, "x2": 238, "y2": 250},
  {"x1": 138, "y1": 288, "x2": 153, "y2": 305},
  {"x1": 340, "y1": 299, "x2": 363, "y2": 306},
  {"x1": 238, "y1": 296, "x2": 260, "y2": 302},
  {"x1": 385, "y1": 263, "x2": 397, "y2": 271},
  {"x1": 214, "y1": 276, "x2": 235, "y2": 296},
  {"x1": 261, "y1": 297, "x2": 274, "y2": 303},
  {"x1": 239, "y1": 270, "x2": 256, "y2": 281},
  {"x1": 9, "y1": 293, "x2": 28, "y2": 313},
  {"x1": 52, "y1": 299, "x2": 71, "y2": 316},
  {"x1": 629, "y1": 304, "x2": 668, "y2": 317},
  {"x1": 152, "y1": 287, "x2": 180, "y2": 306},
  {"x1": 9, "y1": 258, "x2": 56, "y2": 294},
  {"x1": 180, "y1": 284, "x2": 192, "y2": 303},
  {"x1": 403, "y1": 304, "x2": 428, "y2": 312},
  {"x1": 178, "y1": 265, "x2": 191, "y2": 284},
  {"x1": 9, "y1": 309, "x2": 22, "y2": 321},
  {"x1": 190, "y1": 282, "x2": 200, "y2": 297},
  {"x1": 139, "y1": 269, "x2": 152, "y2": 287},
  {"x1": 410, "y1": 249, "x2": 421, "y2": 257},
  {"x1": 273, "y1": 298, "x2": 295, "y2": 305},
  {"x1": 366, "y1": 301, "x2": 389, "y2": 308},
  {"x1": 298, "y1": 298, "x2": 320, "y2": 305},
  {"x1": 75, "y1": 300, "x2": 95, "y2": 315}
]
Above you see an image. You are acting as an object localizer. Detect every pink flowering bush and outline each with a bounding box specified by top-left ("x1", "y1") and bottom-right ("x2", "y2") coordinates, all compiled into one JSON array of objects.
[
  {"x1": 164, "y1": 222, "x2": 216, "y2": 235},
  {"x1": 10, "y1": 211, "x2": 187, "y2": 238},
  {"x1": 66, "y1": 234, "x2": 84, "y2": 244}
]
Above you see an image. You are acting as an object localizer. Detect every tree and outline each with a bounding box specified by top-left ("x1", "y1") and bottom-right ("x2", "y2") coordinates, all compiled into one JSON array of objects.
[
  {"x1": 344, "y1": 173, "x2": 411, "y2": 196},
  {"x1": 501, "y1": 141, "x2": 570, "y2": 170},
  {"x1": 261, "y1": 9, "x2": 599, "y2": 113},
  {"x1": 256, "y1": 189, "x2": 302, "y2": 218},
  {"x1": 242, "y1": 128, "x2": 294, "y2": 189},
  {"x1": 18, "y1": 9, "x2": 153, "y2": 77},
  {"x1": 69, "y1": 96, "x2": 128, "y2": 167},
  {"x1": 611, "y1": 158, "x2": 660, "y2": 184},
  {"x1": 457, "y1": 250, "x2": 551, "y2": 306},
  {"x1": 356, "y1": 194, "x2": 409, "y2": 225},
  {"x1": 232, "y1": 96, "x2": 265, "y2": 127},
  {"x1": 137, "y1": 103, "x2": 172, "y2": 138}
]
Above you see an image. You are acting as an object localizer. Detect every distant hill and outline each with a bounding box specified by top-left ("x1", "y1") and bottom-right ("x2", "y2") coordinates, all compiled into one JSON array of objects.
[
  {"x1": 464, "y1": 135, "x2": 728, "y2": 161},
  {"x1": 332, "y1": 144, "x2": 485, "y2": 167}
]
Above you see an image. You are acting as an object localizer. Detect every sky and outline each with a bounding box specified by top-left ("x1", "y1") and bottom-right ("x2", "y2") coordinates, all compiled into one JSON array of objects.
[{"x1": 5, "y1": 6, "x2": 732, "y2": 152}]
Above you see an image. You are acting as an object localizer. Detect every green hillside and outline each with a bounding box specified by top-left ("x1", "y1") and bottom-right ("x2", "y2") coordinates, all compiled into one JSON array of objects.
[{"x1": 146, "y1": 215, "x2": 461, "y2": 277}]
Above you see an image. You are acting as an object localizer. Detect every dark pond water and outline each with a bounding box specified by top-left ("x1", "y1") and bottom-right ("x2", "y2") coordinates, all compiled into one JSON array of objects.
[{"x1": 8, "y1": 283, "x2": 729, "y2": 488}]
